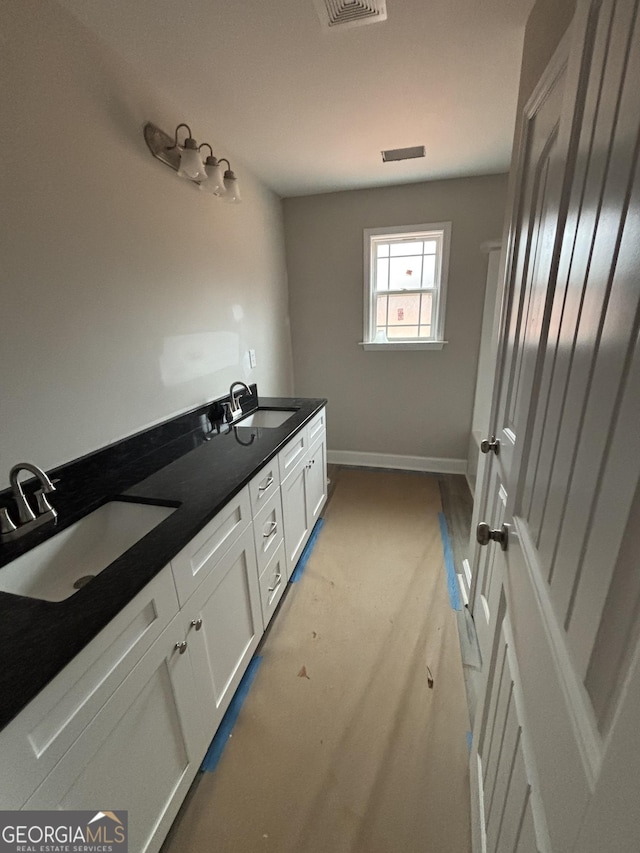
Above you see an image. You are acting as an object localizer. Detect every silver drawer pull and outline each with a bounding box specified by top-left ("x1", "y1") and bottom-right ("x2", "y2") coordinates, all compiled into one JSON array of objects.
[
  {"x1": 268, "y1": 572, "x2": 282, "y2": 592},
  {"x1": 263, "y1": 520, "x2": 278, "y2": 538},
  {"x1": 175, "y1": 641, "x2": 188, "y2": 655},
  {"x1": 190, "y1": 618, "x2": 203, "y2": 631},
  {"x1": 258, "y1": 475, "x2": 274, "y2": 493}
]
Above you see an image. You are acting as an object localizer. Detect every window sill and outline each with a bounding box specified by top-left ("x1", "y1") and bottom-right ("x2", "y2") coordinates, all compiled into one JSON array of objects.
[{"x1": 359, "y1": 341, "x2": 447, "y2": 351}]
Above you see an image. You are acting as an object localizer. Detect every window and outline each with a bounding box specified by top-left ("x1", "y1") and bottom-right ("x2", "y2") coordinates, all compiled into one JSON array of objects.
[{"x1": 362, "y1": 222, "x2": 451, "y2": 350}]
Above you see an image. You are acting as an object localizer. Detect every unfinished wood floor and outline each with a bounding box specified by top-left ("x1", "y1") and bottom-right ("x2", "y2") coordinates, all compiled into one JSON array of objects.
[{"x1": 163, "y1": 469, "x2": 471, "y2": 853}]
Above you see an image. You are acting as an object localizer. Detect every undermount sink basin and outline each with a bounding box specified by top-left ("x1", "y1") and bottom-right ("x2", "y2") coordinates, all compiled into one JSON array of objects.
[
  {"x1": 237, "y1": 408, "x2": 297, "y2": 428},
  {"x1": 0, "y1": 500, "x2": 176, "y2": 602}
]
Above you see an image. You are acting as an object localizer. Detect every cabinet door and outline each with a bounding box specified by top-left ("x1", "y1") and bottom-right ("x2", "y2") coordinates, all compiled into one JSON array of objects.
[
  {"x1": 306, "y1": 433, "x2": 327, "y2": 527},
  {"x1": 25, "y1": 615, "x2": 202, "y2": 853},
  {"x1": 0, "y1": 567, "x2": 179, "y2": 810},
  {"x1": 281, "y1": 457, "x2": 311, "y2": 579},
  {"x1": 182, "y1": 526, "x2": 263, "y2": 743}
]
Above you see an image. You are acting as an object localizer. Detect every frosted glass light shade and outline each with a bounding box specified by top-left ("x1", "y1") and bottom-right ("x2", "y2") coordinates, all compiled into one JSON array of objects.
[
  {"x1": 203, "y1": 159, "x2": 224, "y2": 195},
  {"x1": 177, "y1": 139, "x2": 207, "y2": 181},
  {"x1": 222, "y1": 170, "x2": 241, "y2": 204}
]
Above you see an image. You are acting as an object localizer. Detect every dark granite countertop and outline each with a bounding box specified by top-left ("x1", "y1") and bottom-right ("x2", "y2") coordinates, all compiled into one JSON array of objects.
[{"x1": 0, "y1": 395, "x2": 326, "y2": 731}]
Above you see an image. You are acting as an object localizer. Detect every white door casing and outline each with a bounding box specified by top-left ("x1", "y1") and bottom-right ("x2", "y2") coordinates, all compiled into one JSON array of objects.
[{"x1": 471, "y1": 0, "x2": 640, "y2": 850}]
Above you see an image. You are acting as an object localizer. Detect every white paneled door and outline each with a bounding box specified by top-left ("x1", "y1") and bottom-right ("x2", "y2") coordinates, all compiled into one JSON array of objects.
[{"x1": 470, "y1": 1, "x2": 640, "y2": 851}]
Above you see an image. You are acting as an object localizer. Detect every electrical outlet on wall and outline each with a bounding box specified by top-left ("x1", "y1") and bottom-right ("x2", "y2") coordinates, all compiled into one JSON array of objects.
[{"x1": 248, "y1": 348, "x2": 257, "y2": 368}]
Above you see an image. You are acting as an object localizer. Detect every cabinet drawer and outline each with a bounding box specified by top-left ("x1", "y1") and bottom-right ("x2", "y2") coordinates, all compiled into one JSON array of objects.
[
  {"x1": 259, "y1": 541, "x2": 287, "y2": 626},
  {"x1": 249, "y1": 460, "x2": 280, "y2": 516},
  {"x1": 278, "y1": 427, "x2": 309, "y2": 483},
  {"x1": 0, "y1": 566, "x2": 179, "y2": 809},
  {"x1": 253, "y1": 486, "x2": 284, "y2": 576},
  {"x1": 307, "y1": 407, "x2": 326, "y2": 445},
  {"x1": 171, "y1": 487, "x2": 251, "y2": 606}
]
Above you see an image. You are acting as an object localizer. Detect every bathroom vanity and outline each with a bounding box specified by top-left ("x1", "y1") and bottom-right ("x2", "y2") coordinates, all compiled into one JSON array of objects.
[{"x1": 0, "y1": 393, "x2": 327, "y2": 852}]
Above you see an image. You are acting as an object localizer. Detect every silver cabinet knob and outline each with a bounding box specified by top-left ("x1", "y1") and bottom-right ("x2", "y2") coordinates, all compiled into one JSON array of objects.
[
  {"x1": 480, "y1": 436, "x2": 500, "y2": 455},
  {"x1": 190, "y1": 618, "x2": 203, "y2": 631},
  {"x1": 476, "y1": 522, "x2": 509, "y2": 551},
  {"x1": 175, "y1": 640, "x2": 188, "y2": 654}
]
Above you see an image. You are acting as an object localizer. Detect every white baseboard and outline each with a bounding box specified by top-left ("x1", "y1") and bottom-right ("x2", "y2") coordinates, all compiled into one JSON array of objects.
[{"x1": 327, "y1": 449, "x2": 467, "y2": 475}]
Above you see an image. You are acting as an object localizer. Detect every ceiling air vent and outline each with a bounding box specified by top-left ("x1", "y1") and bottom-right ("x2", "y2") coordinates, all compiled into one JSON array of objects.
[
  {"x1": 313, "y1": 0, "x2": 388, "y2": 30},
  {"x1": 381, "y1": 146, "x2": 426, "y2": 162}
]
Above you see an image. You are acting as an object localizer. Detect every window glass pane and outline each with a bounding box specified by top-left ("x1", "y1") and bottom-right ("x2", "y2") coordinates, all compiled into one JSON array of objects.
[
  {"x1": 376, "y1": 294, "x2": 389, "y2": 327},
  {"x1": 389, "y1": 256, "x2": 422, "y2": 290},
  {"x1": 376, "y1": 258, "x2": 389, "y2": 291},
  {"x1": 418, "y1": 325, "x2": 432, "y2": 338},
  {"x1": 422, "y1": 255, "x2": 436, "y2": 288},
  {"x1": 377, "y1": 243, "x2": 390, "y2": 258},
  {"x1": 388, "y1": 293, "x2": 421, "y2": 326},
  {"x1": 420, "y1": 292, "x2": 433, "y2": 327},
  {"x1": 423, "y1": 240, "x2": 438, "y2": 255},
  {"x1": 388, "y1": 325, "x2": 419, "y2": 338},
  {"x1": 389, "y1": 241, "x2": 423, "y2": 257}
]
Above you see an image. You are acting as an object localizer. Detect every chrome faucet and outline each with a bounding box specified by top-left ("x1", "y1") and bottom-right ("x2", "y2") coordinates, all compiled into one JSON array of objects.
[
  {"x1": 0, "y1": 463, "x2": 57, "y2": 543},
  {"x1": 228, "y1": 381, "x2": 252, "y2": 421}
]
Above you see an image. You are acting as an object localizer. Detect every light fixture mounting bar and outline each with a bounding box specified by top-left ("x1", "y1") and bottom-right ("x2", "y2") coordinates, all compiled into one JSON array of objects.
[{"x1": 144, "y1": 122, "x2": 181, "y2": 173}]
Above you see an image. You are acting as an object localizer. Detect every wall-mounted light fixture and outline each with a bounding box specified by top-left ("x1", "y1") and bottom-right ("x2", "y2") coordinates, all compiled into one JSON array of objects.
[{"x1": 144, "y1": 122, "x2": 241, "y2": 204}]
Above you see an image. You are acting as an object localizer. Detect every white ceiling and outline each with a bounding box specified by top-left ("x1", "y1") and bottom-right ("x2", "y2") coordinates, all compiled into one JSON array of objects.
[{"x1": 56, "y1": 0, "x2": 534, "y2": 198}]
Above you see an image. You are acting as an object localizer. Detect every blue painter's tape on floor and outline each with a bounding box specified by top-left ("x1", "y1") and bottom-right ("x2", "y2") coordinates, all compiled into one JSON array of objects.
[
  {"x1": 438, "y1": 512, "x2": 461, "y2": 611},
  {"x1": 200, "y1": 656, "x2": 262, "y2": 773},
  {"x1": 289, "y1": 517, "x2": 325, "y2": 583}
]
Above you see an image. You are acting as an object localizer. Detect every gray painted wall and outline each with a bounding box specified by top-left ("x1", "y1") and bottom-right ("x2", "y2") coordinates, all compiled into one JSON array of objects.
[
  {"x1": 283, "y1": 175, "x2": 508, "y2": 462},
  {"x1": 0, "y1": 1, "x2": 293, "y2": 489}
]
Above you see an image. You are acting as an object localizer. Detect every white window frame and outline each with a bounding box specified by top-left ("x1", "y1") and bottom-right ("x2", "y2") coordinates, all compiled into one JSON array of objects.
[{"x1": 361, "y1": 222, "x2": 451, "y2": 350}]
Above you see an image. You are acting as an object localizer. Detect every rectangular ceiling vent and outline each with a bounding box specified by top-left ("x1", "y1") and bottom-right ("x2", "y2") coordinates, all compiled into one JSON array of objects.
[
  {"x1": 382, "y1": 146, "x2": 426, "y2": 162},
  {"x1": 313, "y1": 0, "x2": 388, "y2": 30}
]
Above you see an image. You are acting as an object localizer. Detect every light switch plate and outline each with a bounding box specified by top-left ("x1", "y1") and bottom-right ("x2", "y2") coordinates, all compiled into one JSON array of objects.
[{"x1": 249, "y1": 348, "x2": 257, "y2": 368}]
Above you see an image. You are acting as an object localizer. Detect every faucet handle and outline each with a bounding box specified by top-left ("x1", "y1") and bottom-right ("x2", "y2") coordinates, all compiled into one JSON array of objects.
[
  {"x1": 0, "y1": 507, "x2": 17, "y2": 536},
  {"x1": 35, "y1": 489, "x2": 57, "y2": 519}
]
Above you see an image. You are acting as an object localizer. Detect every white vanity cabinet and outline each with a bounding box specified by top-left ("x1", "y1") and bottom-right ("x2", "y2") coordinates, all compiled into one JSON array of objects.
[
  {"x1": 179, "y1": 525, "x2": 263, "y2": 747},
  {"x1": 280, "y1": 409, "x2": 327, "y2": 579},
  {"x1": 24, "y1": 613, "x2": 203, "y2": 853},
  {"x1": 0, "y1": 566, "x2": 180, "y2": 811},
  {"x1": 281, "y1": 452, "x2": 311, "y2": 578},
  {"x1": 307, "y1": 431, "x2": 328, "y2": 529},
  {"x1": 0, "y1": 405, "x2": 327, "y2": 853}
]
